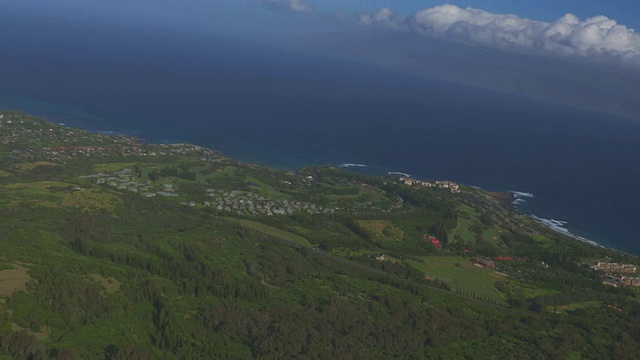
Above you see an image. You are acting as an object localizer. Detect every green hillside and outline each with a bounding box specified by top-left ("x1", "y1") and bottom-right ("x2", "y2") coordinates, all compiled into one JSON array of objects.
[{"x1": 1, "y1": 112, "x2": 639, "y2": 359}]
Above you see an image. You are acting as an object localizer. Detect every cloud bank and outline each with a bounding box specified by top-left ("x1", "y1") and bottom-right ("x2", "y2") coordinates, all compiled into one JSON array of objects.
[
  {"x1": 262, "y1": 0, "x2": 312, "y2": 13},
  {"x1": 359, "y1": 4, "x2": 640, "y2": 65},
  {"x1": 358, "y1": 8, "x2": 405, "y2": 30}
]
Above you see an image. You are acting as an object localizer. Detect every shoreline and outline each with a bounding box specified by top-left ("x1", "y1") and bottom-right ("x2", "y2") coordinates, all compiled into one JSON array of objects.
[
  {"x1": 508, "y1": 190, "x2": 604, "y2": 249},
  {"x1": 340, "y1": 163, "x2": 606, "y2": 250},
  {"x1": 2, "y1": 109, "x2": 621, "y2": 254},
  {"x1": 529, "y1": 215, "x2": 601, "y2": 248}
]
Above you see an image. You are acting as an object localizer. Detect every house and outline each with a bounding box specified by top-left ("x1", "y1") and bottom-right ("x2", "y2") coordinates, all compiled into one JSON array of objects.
[
  {"x1": 473, "y1": 258, "x2": 495, "y2": 268},
  {"x1": 620, "y1": 276, "x2": 640, "y2": 287},
  {"x1": 602, "y1": 276, "x2": 621, "y2": 287},
  {"x1": 424, "y1": 234, "x2": 443, "y2": 248},
  {"x1": 364, "y1": 253, "x2": 385, "y2": 261}
]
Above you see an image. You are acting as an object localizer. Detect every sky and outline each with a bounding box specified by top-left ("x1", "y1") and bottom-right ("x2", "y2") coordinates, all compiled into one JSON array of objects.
[
  {"x1": 311, "y1": 0, "x2": 640, "y2": 30},
  {"x1": 4, "y1": 1, "x2": 638, "y2": 33},
  {"x1": 3, "y1": 0, "x2": 640, "y2": 70},
  {"x1": 250, "y1": 0, "x2": 640, "y2": 67}
]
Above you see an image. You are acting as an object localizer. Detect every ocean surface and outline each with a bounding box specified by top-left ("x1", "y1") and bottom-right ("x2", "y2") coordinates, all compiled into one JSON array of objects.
[{"x1": 2, "y1": 11, "x2": 640, "y2": 253}]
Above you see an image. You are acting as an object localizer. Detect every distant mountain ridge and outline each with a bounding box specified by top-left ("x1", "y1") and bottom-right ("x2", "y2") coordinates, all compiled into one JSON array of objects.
[{"x1": 277, "y1": 30, "x2": 640, "y2": 120}]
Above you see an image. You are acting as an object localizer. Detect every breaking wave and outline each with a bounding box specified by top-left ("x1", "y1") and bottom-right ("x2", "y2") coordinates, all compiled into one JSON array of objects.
[
  {"x1": 530, "y1": 215, "x2": 600, "y2": 247},
  {"x1": 388, "y1": 171, "x2": 411, "y2": 177},
  {"x1": 510, "y1": 190, "x2": 534, "y2": 205}
]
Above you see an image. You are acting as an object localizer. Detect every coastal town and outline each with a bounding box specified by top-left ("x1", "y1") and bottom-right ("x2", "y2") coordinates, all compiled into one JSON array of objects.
[{"x1": 398, "y1": 176, "x2": 461, "y2": 193}]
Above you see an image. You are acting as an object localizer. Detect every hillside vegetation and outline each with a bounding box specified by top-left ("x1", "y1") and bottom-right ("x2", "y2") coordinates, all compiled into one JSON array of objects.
[{"x1": 1, "y1": 112, "x2": 640, "y2": 359}]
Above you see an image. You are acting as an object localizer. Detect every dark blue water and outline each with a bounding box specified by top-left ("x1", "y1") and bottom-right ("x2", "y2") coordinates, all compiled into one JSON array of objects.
[{"x1": 2, "y1": 12, "x2": 640, "y2": 253}]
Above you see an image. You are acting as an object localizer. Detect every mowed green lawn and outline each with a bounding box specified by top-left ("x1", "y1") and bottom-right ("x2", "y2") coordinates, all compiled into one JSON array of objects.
[
  {"x1": 408, "y1": 256, "x2": 507, "y2": 303},
  {"x1": 448, "y1": 204, "x2": 479, "y2": 244},
  {"x1": 481, "y1": 227, "x2": 503, "y2": 245}
]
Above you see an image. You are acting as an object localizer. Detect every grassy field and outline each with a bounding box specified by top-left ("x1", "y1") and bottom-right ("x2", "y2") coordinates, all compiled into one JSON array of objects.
[
  {"x1": 319, "y1": 183, "x2": 390, "y2": 208},
  {"x1": 0, "y1": 181, "x2": 70, "y2": 208},
  {"x1": 88, "y1": 274, "x2": 121, "y2": 295},
  {"x1": 408, "y1": 256, "x2": 507, "y2": 303},
  {"x1": 245, "y1": 175, "x2": 288, "y2": 199},
  {"x1": 448, "y1": 204, "x2": 480, "y2": 244},
  {"x1": 357, "y1": 220, "x2": 404, "y2": 242},
  {"x1": 0, "y1": 181, "x2": 122, "y2": 211},
  {"x1": 92, "y1": 162, "x2": 138, "y2": 173},
  {"x1": 549, "y1": 300, "x2": 601, "y2": 314},
  {"x1": 482, "y1": 227, "x2": 503, "y2": 245},
  {"x1": 61, "y1": 188, "x2": 123, "y2": 211},
  {"x1": 228, "y1": 218, "x2": 313, "y2": 247},
  {"x1": 520, "y1": 285, "x2": 559, "y2": 298},
  {"x1": 0, "y1": 264, "x2": 31, "y2": 297},
  {"x1": 16, "y1": 161, "x2": 61, "y2": 172},
  {"x1": 531, "y1": 234, "x2": 556, "y2": 246},
  {"x1": 197, "y1": 166, "x2": 239, "y2": 181}
]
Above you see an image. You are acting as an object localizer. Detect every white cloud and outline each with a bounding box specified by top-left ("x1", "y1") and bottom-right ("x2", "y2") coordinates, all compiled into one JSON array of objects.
[
  {"x1": 360, "y1": 4, "x2": 640, "y2": 65},
  {"x1": 262, "y1": 0, "x2": 312, "y2": 13},
  {"x1": 358, "y1": 8, "x2": 406, "y2": 31}
]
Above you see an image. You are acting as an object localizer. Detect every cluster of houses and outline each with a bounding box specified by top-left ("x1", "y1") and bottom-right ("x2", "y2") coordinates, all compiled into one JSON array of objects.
[
  {"x1": 592, "y1": 262, "x2": 640, "y2": 288},
  {"x1": 78, "y1": 167, "x2": 333, "y2": 217},
  {"x1": 14, "y1": 141, "x2": 223, "y2": 164},
  {"x1": 1, "y1": 114, "x2": 224, "y2": 164},
  {"x1": 1, "y1": 115, "x2": 135, "y2": 160},
  {"x1": 130, "y1": 143, "x2": 224, "y2": 163},
  {"x1": 204, "y1": 189, "x2": 330, "y2": 216},
  {"x1": 79, "y1": 168, "x2": 180, "y2": 198},
  {"x1": 591, "y1": 262, "x2": 637, "y2": 274},
  {"x1": 602, "y1": 276, "x2": 640, "y2": 288},
  {"x1": 0, "y1": 115, "x2": 94, "y2": 147},
  {"x1": 398, "y1": 177, "x2": 461, "y2": 193}
]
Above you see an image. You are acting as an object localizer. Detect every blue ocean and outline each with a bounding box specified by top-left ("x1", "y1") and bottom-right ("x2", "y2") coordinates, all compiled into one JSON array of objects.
[{"x1": 2, "y1": 11, "x2": 640, "y2": 253}]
